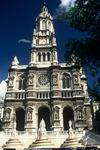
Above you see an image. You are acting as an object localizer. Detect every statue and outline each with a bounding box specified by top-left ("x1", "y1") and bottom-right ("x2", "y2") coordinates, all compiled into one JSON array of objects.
[
  {"x1": 27, "y1": 111, "x2": 32, "y2": 120},
  {"x1": 9, "y1": 78, "x2": 14, "y2": 86},
  {"x1": 28, "y1": 77, "x2": 33, "y2": 85},
  {"x1": 54, "y1": 106, "x2": 59, "y2": 120},
  {"x1": 68, "y1": 120, "x2": 74, "y2": 138},
  {"x1": 39, "y1": 118, "x2": 46, "y2": 132},
  {"x1": 5, "y1": 112, "x2": 10, "y2": 121},
  {"x1": 38, "y1": 118, "x2": 47, "y2": 140}
]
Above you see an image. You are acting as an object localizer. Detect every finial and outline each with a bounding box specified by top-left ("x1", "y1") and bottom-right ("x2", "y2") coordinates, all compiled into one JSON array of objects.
[{"x1": 43, "y1": 0, "x2": 46, "y2": 5}]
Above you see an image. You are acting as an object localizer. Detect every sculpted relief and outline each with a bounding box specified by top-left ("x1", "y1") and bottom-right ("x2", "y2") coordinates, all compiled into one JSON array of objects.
[{"x1": 28, "y1": 74, "x2": 34, "y2": 86}]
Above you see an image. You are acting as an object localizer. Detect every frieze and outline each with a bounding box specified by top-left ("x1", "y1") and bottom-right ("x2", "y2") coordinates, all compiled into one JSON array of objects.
[
  {"x1": 27, "y1": 91, "x2": 36, "y2": 98},
  {"x1": 52, "y1": 91, "x2": 60, "y2": 97}
]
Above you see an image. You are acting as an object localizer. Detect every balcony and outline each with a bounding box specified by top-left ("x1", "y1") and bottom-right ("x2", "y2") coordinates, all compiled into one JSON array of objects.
[
  {"x1": 37, "y1": 92, "x2": 50, "y2": 99},
  {"x1": 61, "y1": 89, "x2": 83, "y2": 98}
]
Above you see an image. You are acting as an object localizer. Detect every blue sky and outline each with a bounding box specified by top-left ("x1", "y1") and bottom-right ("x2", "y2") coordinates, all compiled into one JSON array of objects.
[{"x1": 0, "y1": 0, "x2": 86, "y2": 81}]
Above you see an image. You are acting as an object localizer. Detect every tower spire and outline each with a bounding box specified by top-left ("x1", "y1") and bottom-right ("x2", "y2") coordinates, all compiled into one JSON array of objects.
[{"x1": 43, "y1": 0, "x2": 46, "y2": 6}]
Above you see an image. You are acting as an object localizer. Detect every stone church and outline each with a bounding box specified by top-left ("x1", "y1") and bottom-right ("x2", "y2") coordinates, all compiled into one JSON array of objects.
[{"x1": 3, "y1": 4, "x2": 92, "y2": 133}]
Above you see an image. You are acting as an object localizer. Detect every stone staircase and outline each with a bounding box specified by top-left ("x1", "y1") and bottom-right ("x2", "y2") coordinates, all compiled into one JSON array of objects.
[{"x1": 0, "y1": 130, "x2": 100, "y2": 149}]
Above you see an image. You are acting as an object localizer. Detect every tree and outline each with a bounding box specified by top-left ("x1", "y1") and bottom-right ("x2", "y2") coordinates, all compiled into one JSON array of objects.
[{"x1": 63, "y1": 0, "x2": 100, "y2": 100}]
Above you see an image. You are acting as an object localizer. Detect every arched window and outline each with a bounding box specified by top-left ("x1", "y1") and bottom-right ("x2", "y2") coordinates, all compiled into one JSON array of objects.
[
  {"x1": 38, "y1": 53, "x2": 41, "y2": 62},
  {"x1": 62, "y1": 73, "x2": 71, "y2": 89},
  {"x1": 43, "y1": 53, "x2": 46, "y2": 61},
  {"x1": 19, "y1": 78, "x2": 26, "y2": 90},
  {"x1": 47, "y1": 52, "x2": 50, "y2": 61},
  {"x1": 48, "y1": 21, "x2": 51, "y2": 30},
  {"x1": 42, "y1": 20, "x2": 46, "y2": 30}
]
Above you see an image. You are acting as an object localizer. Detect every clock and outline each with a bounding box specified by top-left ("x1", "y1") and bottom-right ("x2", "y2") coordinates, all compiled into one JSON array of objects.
[{"x1": 38, "y1": 74, "x2": 49, "y2": 85}]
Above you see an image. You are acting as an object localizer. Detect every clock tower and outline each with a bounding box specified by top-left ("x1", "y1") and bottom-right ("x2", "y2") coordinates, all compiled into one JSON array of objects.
[{"x1": 29, "y1": 4, "x2": 58, "y2": 66}]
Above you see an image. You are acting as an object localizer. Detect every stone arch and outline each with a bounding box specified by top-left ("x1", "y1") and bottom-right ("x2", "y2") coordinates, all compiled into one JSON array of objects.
[
  {"x1": 48, "y1": 21, "x2": 51, "y2": 30},
  {"x1": 62, "y1": 73, "x2": 71, "y2": 89},
  {"x1": 38, "y1": 106, "x2": 50, "y2": 131},
  {"x1": 38, "y1": 53, "x2": 41, "y2": 62},
  {"x1": 47, "y1": 52, "x2": 50, "y2": 61},
  {"x1": 16, "y1": 107, "x2": 25, "y2": 131},
  {"x1": 63, "y1": 106, "x2": 74, "y2": 130},
  {"x1": 42, "y1": 20, "x2": 46, "y2": 30}
]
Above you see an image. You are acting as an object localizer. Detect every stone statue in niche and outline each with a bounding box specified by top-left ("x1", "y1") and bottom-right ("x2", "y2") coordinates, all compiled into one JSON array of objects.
[
  {"x1": 74, "y1": 75, "x2": 78, "y2": 84},
  {"x1": 9, "y1": 77, "x2": 14, "y2": 86},
  {"x1": 77, "y1": 110, "x2": 82, "y2": 120},
  {"x1": 54, "y1": 107, "x2": 59, "y2": 120},
  {"x1": 28, "y1": 75, "x2": 34, "y2": 85},
  {"x1": 27, "y1": 111, "x2": 32, "y2": 120},
  {"x1": 5, "y1": 111, "x2": 10, "y2": 121},
  {"x1": 53, "y1": 74, "x2": 58, "y2": 85}
]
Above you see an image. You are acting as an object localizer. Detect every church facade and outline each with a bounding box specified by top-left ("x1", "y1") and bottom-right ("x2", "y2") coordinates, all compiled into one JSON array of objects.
[{"x1": 3, "y1": 5, "x2": 92, "y2": 132}]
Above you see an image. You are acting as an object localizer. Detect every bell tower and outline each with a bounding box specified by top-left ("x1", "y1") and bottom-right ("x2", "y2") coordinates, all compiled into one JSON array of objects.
[{"x1": 29, "y1": 4, "x2": 58, "y2": 66}]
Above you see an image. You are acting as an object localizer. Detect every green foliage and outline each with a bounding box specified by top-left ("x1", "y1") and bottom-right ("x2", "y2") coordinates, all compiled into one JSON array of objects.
[{"x1": 64, "y1": 0, "x2": 100, "y2": 101}]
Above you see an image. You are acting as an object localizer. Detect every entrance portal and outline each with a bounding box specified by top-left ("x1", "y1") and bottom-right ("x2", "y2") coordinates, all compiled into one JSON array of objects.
[
  {"x1": 38, "y1": 106, "x2": 50, "y2": 131},
  {"x1": 63, "y1": 106, "x2": 74, "y2": 130},
  {"x1": 16, "y1": 108, "x2": 25, "y2": 131}
]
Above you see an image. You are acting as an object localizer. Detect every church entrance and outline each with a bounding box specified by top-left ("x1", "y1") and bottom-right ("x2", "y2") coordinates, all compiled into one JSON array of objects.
[
  {"x1": 16, "y1": 108, "x2": 25, "y2": 131},
  {"x1": 38, "y1": 106, "x2": 50, "y2": 131},
  {"x1": 63, "y1": 106, "x2": 74, "y2": 130}
]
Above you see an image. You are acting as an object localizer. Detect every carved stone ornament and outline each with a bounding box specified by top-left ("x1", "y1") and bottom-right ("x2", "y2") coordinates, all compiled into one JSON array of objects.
[
  {"x1": 54, "y1": 106, "x2": 59, "y2": 120},
  {"x1": 52, "y1": 74, "x2": 58, "y2": 85},
  {"x1": 73, "y1": 74, "x2": 79, "y2": 84},
  {"x1": 38, "y1": 74, "x2": 49, "y2": 86},
  {"x1": 8, "y1": 77, "x2": 14, "y2": 86}
]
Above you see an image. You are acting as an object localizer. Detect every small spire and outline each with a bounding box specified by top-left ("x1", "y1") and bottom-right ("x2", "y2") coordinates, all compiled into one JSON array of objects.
[
  {"x1": 11, "y1": 56, "x2": 19, "y2": 66},
  {"x1": 42, "y1": 1, "x2": 48, "y2": 13}
]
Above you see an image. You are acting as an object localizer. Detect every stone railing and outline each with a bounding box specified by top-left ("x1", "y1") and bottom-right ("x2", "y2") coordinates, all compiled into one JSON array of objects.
[
  {"x1": 37, "y1": 92, "x2": 50, "y2": 99},
  {"x1": 16, "y1": 92, "x2": 26, "y2": 100},
  {"x1": 6, "y1": 89, "x2": 83, "y2": 100},
  {"x1": 6, "y1": 91, "x2": 26, "y2": 100},
  {"x1": 61, "y1": 89, "x2": 83, "y2": 98}
]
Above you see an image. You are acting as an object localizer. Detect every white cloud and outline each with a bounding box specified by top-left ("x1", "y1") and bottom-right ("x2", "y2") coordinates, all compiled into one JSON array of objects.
[
  {"x1": 18, "y1": 39, "x2": 31, "y2": 44},
  {"x1": 0, "y1": 80, "x2": 7, "y2": 102},
  {"x1": 54, "y1": 0, "x2": 76, "y2": 18},
  {"x1": 59, "y1": 0, "x2": 76, "y2": 10}
]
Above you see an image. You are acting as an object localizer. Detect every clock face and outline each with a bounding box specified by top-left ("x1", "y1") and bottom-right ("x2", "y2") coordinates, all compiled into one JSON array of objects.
[{"x1": 38, "y1": 74, "x2": 49, "y2": 85}]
